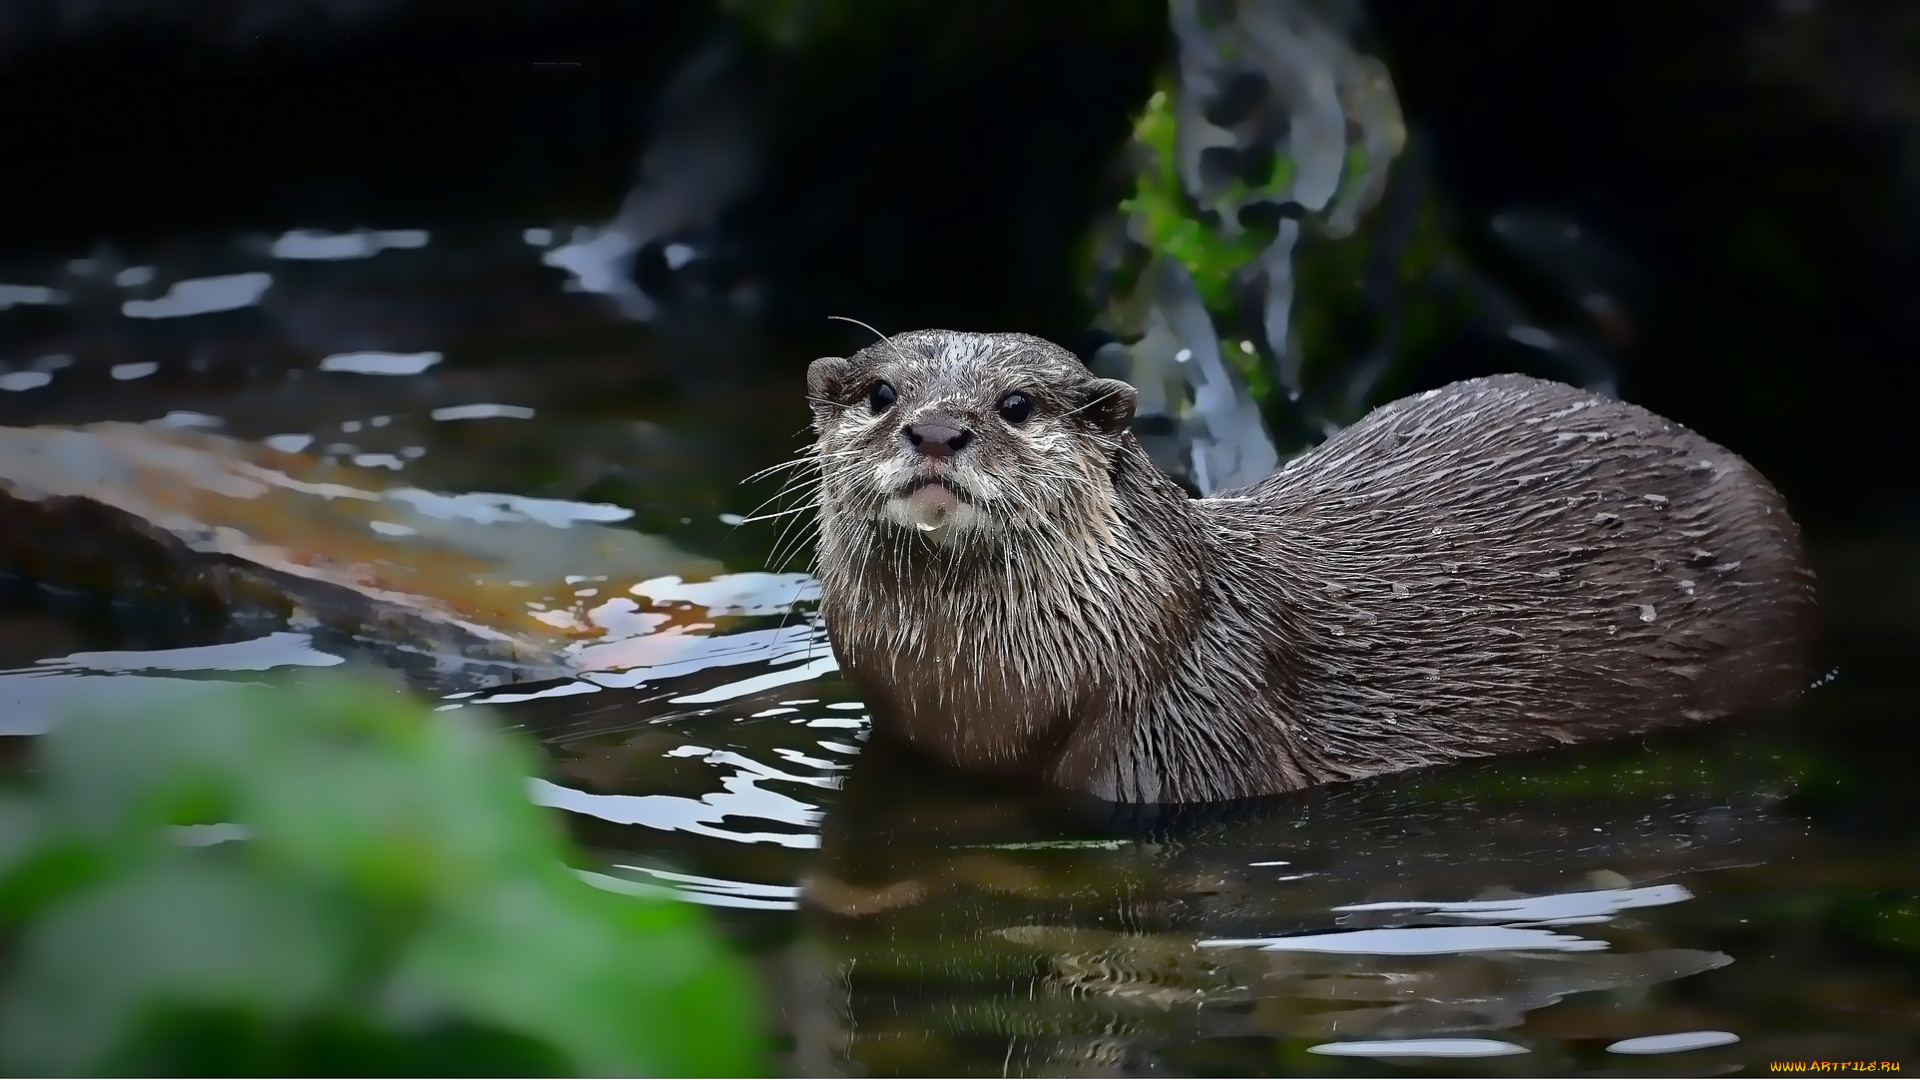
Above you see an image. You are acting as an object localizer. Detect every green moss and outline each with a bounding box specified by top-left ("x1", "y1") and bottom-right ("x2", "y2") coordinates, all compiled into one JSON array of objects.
[
  {"x1": 1115, "y1": 88, "x2": 1275, "y2": 314},
  {"x1": 1411, "y1": 739, "x2": 1816, "y2": 805},
  {"x1": 1222, "y1": 337, "x2": 1276, "y2": 401}
]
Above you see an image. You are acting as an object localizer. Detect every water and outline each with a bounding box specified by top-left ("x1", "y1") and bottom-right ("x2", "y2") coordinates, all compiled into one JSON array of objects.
[{"x1": 1, "y1": 223, "x2": 1916, "y2": 1077}]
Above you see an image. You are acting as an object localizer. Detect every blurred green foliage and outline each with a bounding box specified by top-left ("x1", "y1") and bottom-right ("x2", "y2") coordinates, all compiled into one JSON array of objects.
[{"x1": 0, "y1": 679, "x2": 762, "y2": 1077}]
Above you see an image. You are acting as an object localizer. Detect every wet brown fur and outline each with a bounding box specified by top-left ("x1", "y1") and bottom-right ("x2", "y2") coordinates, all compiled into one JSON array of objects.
[{"x1": 801, "y1": 330, "x2": 1818, "y2": 804}]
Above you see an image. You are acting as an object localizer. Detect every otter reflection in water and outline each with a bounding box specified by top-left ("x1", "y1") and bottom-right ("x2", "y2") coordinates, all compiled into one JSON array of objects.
[{"x1": 798, "y1": 330, "x2": 1817, "y2": 803}]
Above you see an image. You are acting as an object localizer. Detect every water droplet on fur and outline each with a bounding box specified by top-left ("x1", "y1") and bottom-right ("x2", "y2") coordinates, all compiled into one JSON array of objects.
[
  {"x1": 1643, "y1": 494, "x2": 1670, "y2": 509},
  {"x1": 1638, "y1": 604, "x2": 1657, "y2": 623},
  {"x1": 1677, "y1": 579, "x2": 1696, "y2": 595}
]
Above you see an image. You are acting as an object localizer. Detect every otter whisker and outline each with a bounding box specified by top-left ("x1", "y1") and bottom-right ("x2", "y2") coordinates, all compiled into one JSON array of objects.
[
  {"x1": 737, "y1": 482, "x2": 818, "y2": 521},
  {"x1": 734, "y1": 505, "x2": 815, "y2": 525},
  {"x1": 729, "y1": 493, "x2": 819, "y2": 554},
  {"x1": 765, "y1": 498, "x2": 822, "y2": 570},
  {"x1": 1069, "y1": 385, "x2": 1131, "y2": 417},
  {"x1": 825, "y1": 315, "x2": 914, "y2": 369},
  {"x1": 764, "y1": 490, "x2": 825, "y2": 572},
  {"x1": 741, "y1": 456, "x2": 821, "y2": 485},
  {"x1": 742, "y1": 470, "x2": 824, "y2": 512}
]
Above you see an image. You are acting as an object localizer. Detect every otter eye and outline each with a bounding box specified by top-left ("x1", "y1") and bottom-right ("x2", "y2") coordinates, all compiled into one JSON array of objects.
[
  {"x1": 867, "y1": 381, "x2": 897, "y2": 414},
  {"x1": 997, "y1": 391, "x2": 1033, "y2": 425}
]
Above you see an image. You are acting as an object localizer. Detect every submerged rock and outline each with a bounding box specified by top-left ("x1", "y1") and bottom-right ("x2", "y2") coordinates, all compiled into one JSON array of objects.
[{"x1": 0, "y1": 422, "x2": 724, "y2": 685}]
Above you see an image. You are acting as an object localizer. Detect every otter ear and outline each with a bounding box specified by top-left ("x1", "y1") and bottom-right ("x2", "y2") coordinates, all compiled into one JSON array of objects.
[
  {"x1": 807, "y1": 356, "x2": 850, "y2": 430},
  {"x1": 1078, "y1": 378, "x2": 1137, "y2": 435}
]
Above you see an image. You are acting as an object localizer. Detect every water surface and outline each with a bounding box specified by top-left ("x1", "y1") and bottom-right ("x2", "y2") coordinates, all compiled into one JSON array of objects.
[{"x1": 1, "y1": 222, "x2": 1914, "y2": 1077}]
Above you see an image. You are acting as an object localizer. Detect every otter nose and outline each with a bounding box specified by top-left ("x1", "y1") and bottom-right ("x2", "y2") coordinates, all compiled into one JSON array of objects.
[{"x1": 905, "y1": 421, "x2": 973, "y2": 458}]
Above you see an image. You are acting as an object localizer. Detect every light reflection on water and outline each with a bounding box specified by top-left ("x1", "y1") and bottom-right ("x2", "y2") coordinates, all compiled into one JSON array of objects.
[
  {"x1": 317, "y1": 350, "x2": 443, "y2": 375},
  {"x1": 530, "y1": 745, "x2": 833, "y2": 851},
  {"x1": 0, "y1": 631, "x2": 346, "y2": 737},
  {"x1": 270, "y1": 228, "x2": 429, "y2": 261},
  {"x1": 1203, "y1": 924, "x2": 1619, "y2": 954},
  {"x1": 0, "y1": 574, "x2": 848, "y2": 911},
  {"x1": 577, "y1": 866, "x2": 803, "y2": 911},
  {"x1": 1308, "y1": 1038, "x2": 1530, "y2": 1058},
  {"x1": 121, "y1": 271, "x2": 274, "y2": 319}
]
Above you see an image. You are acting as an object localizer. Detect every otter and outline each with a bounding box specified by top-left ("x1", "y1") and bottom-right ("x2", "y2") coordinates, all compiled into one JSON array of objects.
[{"x1": 801, "y1": 330, "x2": 1818, "y2": 804}]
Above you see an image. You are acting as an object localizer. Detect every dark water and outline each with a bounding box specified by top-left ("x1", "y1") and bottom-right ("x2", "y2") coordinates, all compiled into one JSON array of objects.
[{"x1": 1, "y1": 225, "x2": 1916, "y2": 1077}]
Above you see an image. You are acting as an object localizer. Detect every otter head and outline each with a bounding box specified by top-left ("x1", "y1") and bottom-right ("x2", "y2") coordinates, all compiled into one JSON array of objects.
[{"x1": 807, "y1": 330, "x2": 1138, "y2": 549}]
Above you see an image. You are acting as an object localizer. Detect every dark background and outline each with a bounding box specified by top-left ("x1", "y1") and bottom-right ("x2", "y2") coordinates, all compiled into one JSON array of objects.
[{"x1": 3, "y1": 0, "x2": 1914, "y2": 536}]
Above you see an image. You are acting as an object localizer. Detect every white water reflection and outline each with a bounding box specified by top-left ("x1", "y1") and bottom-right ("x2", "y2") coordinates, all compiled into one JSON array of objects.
[
  {"x1": 670, "y1": 656, "x2": 840, "y2": 704},
  {"x1": 486, "y1": 681, "x2": 587, "y2": 703},
  {"x1": 1203, "y1": 924, "x2": 1611, "y2": 954},
  {"x1": 579, "y1": 866, "x2": 801, "y2": 911},
  {"x1": 169, "y1": 823, "x2": 253, "y2": 847},
  {"x1": 270, "y1": 228, "x2": 429, "y2": 261},
  {"x1": 0, "y1": 371, "x2": 53, "y2": 392},
  {"x1": 0, "y1": 563, "x2": 849, "y2": 866},
  {"x1": 574, "y1": 618, "x2": 827, "y2": 684},
  {"x1": 1308, "y1": 1039, "x2": 1529, "y2": 1058},
  {"x1": 0, "y1": 632, "x2": 347, "y2": 737},
  {"x1": 0, "y1": 673, "x2": 258, "y2": 738},
  {"x1": 0, "y1": 618, "x2": 849, "y2": 854},
  {"x1": 154, "y1": 411, "x2": 222, "y2": 429},
  {"x1": 471, "y1": 605, "x2": 846, "y2": 849},
  {"x1": 386, "y1": 487, "x2": 632, "y2": 528},
  {"x1": 1333, "y1": 883, "x2": 1692, "y2": 926},
  {"x1": 122, "y1": 272, "x2": 272, "y2": 319},
  {"x1": 542, "y1": 227, "x2": 648, "y2": 316},
  {"x1": 1607, "y1": 1030, "x2": 1740, "y2": 1055},
  {"x1": 51, "y1": 633, "x2": 344, "y2": 673},
  {"x1": 429, "y1": 403, "x2": 537, "y2": 421},
  {"x1": 630, "y1": 572, "x2": 819, "y2": 617},
  {"x1": 318, "y1": 350, "x2": 443, "y2": 376},
  {"x1": 1205, "y1": 882, "x2": 1696, "y2": 955},
  {"x1": 0, "y1": 283, "x2": 69, "y2": 309},
  {"x1": 528, "y1": 742, "x2": 834, "y2": 850}
]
